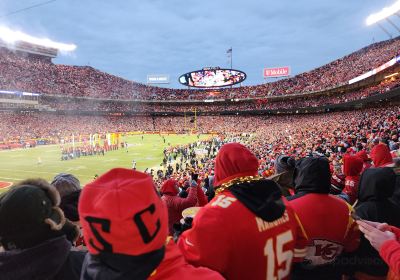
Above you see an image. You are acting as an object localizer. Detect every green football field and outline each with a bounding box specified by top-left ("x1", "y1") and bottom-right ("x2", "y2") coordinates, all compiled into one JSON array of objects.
[{"x1": 0, "y1": 134, "x2": 210, "y2": 192}]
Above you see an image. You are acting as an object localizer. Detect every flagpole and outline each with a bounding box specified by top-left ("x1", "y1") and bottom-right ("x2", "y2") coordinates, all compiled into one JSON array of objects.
[
  {"x1": 194, "y1": 107, "x2": 197, "y2": 131},
  {"x1": 230, "y1": 47, "x2": 232, "y2": 69}
]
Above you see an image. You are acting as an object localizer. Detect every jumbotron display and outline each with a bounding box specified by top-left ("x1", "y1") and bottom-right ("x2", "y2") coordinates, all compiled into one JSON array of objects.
[{"x1": 179, "y1": 67, "x2": 246, "y2": 88}]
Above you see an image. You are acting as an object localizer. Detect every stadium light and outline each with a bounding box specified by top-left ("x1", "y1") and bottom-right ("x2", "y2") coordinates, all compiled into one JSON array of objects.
[
  {"x1": 366, "y1": 0, "x2": 400, "y2": 26},
  {"x1": 0, "y1": 26, "x2": 76, "y2": 52}
]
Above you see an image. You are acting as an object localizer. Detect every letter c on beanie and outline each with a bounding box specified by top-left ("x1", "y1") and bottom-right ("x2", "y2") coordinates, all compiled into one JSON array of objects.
[{"x1": 78, "y1": 168, "x2": 168, "y2": 256}]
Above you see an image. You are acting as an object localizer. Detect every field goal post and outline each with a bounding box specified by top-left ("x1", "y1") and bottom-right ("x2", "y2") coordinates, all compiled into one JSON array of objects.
[{"x1": 184, "y1": 107, "x2": 197, "y2": 134}]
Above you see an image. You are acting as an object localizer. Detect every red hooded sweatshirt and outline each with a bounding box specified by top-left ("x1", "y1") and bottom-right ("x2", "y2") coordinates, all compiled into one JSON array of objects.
[
  {"x1": 371, "y1": 143, "x2": 393, "y2": 167},
  {"x1": 343, "y1": 154, "x2": 363, "y2": 204},
  {"x1": 356, "y1": 150, "x2": 372, "y2": 172},
  {"x1": 161, "y1": 179, "x2": 198, "y2": 235}
]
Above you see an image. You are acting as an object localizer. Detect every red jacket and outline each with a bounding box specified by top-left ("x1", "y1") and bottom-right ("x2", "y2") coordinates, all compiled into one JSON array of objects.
[
  {"x1": 343, "y1": 154, "x2": 363, "y2": 204},
  {"x1": 161, "y1": 180, "x2": 198, "y2": 234},
  {"x1": 149, "y1": 237, "x2": 223, "y2": 280},
  {"x1": 178, "y1": 190, "x2": 308, "y2": 280},
  {"x1": 289, "y1": 194, "x2": 360, "y2": 267},
  {"x1": 195, "y1": 183, "x2": 208, "y2": 207},
  {"x1": 380, "y1": 226, "x2": 400, "y2": 280}
]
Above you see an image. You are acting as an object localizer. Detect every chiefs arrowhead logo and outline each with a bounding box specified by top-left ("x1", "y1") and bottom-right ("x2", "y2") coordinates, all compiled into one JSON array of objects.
[
  {"x1": 315, "y1": 243, "x2": 340, "y2": 261},
  {"x1": 304, "y1": 239, "x2": 344, "y2": 266}
]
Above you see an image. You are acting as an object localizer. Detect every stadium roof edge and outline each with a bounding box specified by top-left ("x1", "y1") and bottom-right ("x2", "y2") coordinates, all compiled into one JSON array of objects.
[{"x1": 0, "y1": 40, "x2": 58, "y2": 58}]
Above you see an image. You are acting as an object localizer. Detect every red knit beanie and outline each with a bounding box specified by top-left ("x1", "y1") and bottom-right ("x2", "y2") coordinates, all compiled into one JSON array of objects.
[{"x1": 79, "y1": 168, "x2": 168, "y2": 256}]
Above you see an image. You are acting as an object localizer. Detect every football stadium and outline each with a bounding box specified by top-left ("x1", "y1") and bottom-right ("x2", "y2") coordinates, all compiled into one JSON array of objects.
[{"x1": 0, "y1": 0, "x2": 400, "y2": 279}]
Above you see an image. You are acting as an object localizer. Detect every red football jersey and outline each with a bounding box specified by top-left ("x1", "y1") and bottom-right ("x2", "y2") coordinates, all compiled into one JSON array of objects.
[
  {"x1": 178, "y1": 191, "x2": 308, "y2": 280},
  {"x1": 288, "y1": 194, "x2": 360, "y2": 267}
]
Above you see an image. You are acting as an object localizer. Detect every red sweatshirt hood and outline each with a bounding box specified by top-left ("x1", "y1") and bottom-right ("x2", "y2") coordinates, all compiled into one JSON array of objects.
[
  {"x1": 355, "y1": 150, "x2": 370, "y2": 162},
  {"x1": 161, "y1": 179, "x2": 178, "y2": 196},
  {"x1": 371, "y1": 143, "x2": 393, "y2": 167},
  {"x1": 214, "y1": 143, "x2": 259, "y2": 187},
  {"x1": 343, "y1": 154, "x2": 363, "y2": 177}
]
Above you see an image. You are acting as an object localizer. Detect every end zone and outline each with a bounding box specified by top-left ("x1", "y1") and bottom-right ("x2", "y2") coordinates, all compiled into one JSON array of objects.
[{"x1": 0, "y1": 181, "x2": 13, "y2": 189}]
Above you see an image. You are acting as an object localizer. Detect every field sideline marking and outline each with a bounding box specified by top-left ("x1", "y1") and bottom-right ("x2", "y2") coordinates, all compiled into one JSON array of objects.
[
  {"x1": 0, "y1": 168, "x2": 93, "y2": 178},
  {"x1": 0, "y1": 144, "x2": 61, "y2": 153},
  {"x1": 0, "y1": 168, "x2": 58, "y2": 175},
  {"x1": 0, "y1": 181, "x2": 13, "y2": 190},
  {"x1": 0, "y1": 177, "x2": 22, "y2": 181}
]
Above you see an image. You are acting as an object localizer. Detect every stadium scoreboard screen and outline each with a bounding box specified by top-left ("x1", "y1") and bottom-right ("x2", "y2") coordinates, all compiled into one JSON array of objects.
[{"x1": 179, "y1": 67, "x2": 246, "y2": 88}]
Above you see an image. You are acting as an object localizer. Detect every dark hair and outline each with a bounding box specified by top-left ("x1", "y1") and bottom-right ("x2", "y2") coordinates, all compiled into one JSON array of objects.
[{"x1": 191, "y1": 173, "x2": 199, "y2": 181}]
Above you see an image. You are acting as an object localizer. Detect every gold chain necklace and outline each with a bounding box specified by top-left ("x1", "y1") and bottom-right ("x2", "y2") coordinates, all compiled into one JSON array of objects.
[{"x1": 215, "y1": 175, "x2": 263, "y2": 195}]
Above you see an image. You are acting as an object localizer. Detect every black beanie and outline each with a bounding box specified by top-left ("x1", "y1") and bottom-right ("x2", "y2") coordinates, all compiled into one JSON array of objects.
[
  {"x1": 59, "y1": 190, "x2": 81, "y2": 222},
  {"x1": 275, "y1": 155, "x2": 296, "y2": 174}
]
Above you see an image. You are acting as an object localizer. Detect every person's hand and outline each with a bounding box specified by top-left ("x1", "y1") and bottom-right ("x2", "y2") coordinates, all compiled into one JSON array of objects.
[
  {"x1": 357, "y1": 220, "x2": 396, "y2": 251},
  {"x1": 361, "y1": 220, "x2": 390, "y2": 232}
]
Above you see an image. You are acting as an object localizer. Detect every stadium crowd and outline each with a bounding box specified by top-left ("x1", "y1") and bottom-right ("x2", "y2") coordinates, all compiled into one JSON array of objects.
[
  {"x1": 2, "y1": 34, "x2": 400, "y2": 280},
  {"x1": 1, "y1": 36, "x2": 400, "y2": 101},
  {"x1": 1, "y1": 105, "x2": 399, "y2": 144},
  {"x1": 153, "y1": 105, "x2": 400, "y2": 189},
  {"x1": 0, "y1": 103, "x2": 400, "y2": 279},
  {"x1": 27, "y1": 74, "x2": 399, "y2": 115}
]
